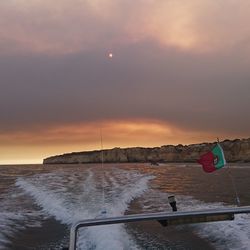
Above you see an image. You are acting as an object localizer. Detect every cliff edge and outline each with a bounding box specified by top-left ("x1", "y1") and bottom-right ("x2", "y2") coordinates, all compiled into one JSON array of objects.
[{"x1": 43, "y1": 138, "x2": 250, "y2": 164}]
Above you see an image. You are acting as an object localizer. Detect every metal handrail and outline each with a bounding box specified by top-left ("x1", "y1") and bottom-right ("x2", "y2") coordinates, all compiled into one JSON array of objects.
[{"x1": 69, "y1": 206, "x2": 250, "y2": 250}]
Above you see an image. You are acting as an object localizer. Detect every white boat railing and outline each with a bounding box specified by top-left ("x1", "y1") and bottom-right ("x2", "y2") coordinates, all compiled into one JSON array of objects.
[{"x1": 68, "y1": 206, "x2": 250, "y2": 250}]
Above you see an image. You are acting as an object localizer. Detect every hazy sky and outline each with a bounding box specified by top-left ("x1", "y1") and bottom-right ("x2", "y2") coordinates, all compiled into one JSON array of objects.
[{"x1": 1, "y1": 0, "x2": 250, "y2": 163}]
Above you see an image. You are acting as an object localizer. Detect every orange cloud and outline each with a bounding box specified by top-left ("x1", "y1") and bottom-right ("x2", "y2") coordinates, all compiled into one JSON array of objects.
[
  {"x1": 0, "y1": 119, "x2": 208, "y2": 145},
  {"x1": 0, "y1": 118, "x2": 232, "y2": 164}
]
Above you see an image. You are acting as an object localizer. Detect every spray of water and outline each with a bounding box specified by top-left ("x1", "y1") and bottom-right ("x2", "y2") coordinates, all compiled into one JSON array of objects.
[{"x1": 15, "y1": 168, "x2": 153, "y2": 249}]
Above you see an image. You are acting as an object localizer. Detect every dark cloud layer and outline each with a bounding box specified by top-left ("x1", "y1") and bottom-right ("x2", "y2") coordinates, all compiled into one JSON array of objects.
[
  {"x1": 1, "y1": 40, "x2": 250, "y2": 137},
  {"x1": 1, "y1": 0, "x2": 250, "y2": 165}
]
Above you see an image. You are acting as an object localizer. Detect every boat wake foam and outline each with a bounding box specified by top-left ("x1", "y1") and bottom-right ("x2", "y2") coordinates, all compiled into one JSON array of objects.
[
  {"x1": 16, "y1": 168, "x2": 153, "y2": 250},
  {"x1": 138, "y1": 190, "x2": 250, "y2": 250},
  {"x1": 0, "y1": 186, "x2": 45, "y2": 249}
]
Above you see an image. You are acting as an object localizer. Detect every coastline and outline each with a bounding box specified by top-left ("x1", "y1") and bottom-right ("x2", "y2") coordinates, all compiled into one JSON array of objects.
[{"x1": 43, "y1": 138, "x2": 250, "y2": 165}]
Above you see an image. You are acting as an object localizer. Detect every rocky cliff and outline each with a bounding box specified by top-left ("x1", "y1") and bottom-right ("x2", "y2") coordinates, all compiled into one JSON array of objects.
[{"x1": 43, "y1": 138, "x2": 250, "y2": 164}]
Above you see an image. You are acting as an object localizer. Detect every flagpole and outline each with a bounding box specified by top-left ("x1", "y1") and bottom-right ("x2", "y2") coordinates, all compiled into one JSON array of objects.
[
  {"x1": 217, "y1": 137, "x2": 240, "y2": 207},
  {"x1": 226, "y1": 166, "x2": 241, "y2": 206},
  {"x1": 198, "y1": 138, "x2": 241, "y2": 206},
  {"x1": 217, "y1": 138, "x2": 240, "y2": 206}
]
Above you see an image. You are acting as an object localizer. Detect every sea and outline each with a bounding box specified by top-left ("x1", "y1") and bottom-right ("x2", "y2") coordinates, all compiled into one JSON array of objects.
[{"x1": 0, "y1": 163, "x2": 250, "y2": 250}]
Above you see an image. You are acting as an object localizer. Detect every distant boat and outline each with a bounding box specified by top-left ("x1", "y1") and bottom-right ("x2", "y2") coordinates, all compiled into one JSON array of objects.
[{"x1": 150, "y1": 160, "x2": 159, "y2": 166}]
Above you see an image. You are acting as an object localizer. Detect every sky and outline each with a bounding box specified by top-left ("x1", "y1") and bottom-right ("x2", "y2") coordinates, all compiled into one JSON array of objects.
[{"x1": 1, "y1": 0, "x2": 250, "y2": 164}]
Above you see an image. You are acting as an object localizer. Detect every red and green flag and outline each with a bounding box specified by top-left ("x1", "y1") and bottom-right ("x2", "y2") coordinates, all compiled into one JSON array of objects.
[{"x1": 197, "y1": 143, "x2": 226, "y2": 173}]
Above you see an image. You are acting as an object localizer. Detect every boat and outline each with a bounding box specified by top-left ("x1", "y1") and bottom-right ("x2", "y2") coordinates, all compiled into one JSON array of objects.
[{"x1": 64, "y1": 196, "x2": 250, "y2": 250}]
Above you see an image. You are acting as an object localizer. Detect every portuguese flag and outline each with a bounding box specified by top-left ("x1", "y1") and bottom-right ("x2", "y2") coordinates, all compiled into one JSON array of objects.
[{"x1": 197, "y1": 143, "x2": 226, "y2": 173}]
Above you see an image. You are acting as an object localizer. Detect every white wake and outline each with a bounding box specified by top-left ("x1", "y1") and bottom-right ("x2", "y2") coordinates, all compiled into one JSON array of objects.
[{"x1": 16, "y1": 167, "x2": 153, "y2": 250}]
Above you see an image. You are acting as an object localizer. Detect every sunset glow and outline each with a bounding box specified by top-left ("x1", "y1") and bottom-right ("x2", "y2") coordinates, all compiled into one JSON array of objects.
[
  {"x1": 0, "y1": 119, "x2": 242, "y2": 164},
  {"x1": 0, "y1": 0, "x2": 250, "y2": 164}
]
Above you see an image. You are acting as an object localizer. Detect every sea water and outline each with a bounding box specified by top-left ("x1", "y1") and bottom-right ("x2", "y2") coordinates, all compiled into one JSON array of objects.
[{"x1": 0, "y1": 163, "x2": 250, "y2": 250}]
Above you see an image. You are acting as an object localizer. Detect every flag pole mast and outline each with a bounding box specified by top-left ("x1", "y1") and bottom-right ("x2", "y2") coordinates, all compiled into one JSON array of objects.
[
  {"x1": 218, "y1": 137, "x2": 241, "y2": 206},
  {"x1": 198, "y1": 137, "x2": 241, "y2": 206},
  {"x1": 227, "y1": 167, "x2": 241, "y2": 206}
]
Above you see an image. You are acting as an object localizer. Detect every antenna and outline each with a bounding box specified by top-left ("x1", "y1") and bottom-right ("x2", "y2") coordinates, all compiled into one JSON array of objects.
[
  {"x1": 100, "y1": 128, "x2": 104, "y2": 169},
  {"x1": 100, "y1": 128, "x2": 107, "y2": 215}
]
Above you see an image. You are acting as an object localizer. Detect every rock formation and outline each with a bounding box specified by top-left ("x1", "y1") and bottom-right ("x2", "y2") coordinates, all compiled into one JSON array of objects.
[{"x1": 43, "y1": 138, "x2": 250, "y2": 164}]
